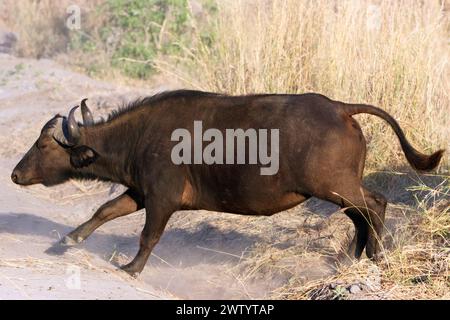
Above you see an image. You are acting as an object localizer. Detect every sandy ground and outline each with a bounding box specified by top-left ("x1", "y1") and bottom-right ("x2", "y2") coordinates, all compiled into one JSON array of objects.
[{"x1": 3, "y1": 53, "x2": 444, "y2": 300}]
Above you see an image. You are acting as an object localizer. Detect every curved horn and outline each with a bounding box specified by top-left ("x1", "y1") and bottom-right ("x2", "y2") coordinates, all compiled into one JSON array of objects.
[
  {"x1": 66, "y1": 105, "x2": 81, "y2": 145},
  {"x1": 80, "y1": 98, "x2": 94, "y2": 126},
  {"x1": 52, "y1": 117, "x2": 69, "y2": 146}
]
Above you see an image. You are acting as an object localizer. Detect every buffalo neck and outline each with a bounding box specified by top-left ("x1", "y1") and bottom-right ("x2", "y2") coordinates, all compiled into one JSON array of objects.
[{"x1": 74, "y1": 114, "x2": 145, "y2": 188}]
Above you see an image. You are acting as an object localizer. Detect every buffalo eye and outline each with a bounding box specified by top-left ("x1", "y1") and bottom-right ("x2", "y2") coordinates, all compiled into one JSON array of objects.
[{"x1": 36, "y1": 141, "x2": 48, "y2": 150}]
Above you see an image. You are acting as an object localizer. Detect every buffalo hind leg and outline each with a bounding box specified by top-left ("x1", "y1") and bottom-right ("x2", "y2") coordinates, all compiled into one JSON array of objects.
[
  {"x1": 363, "y1": 189, "x2": 387, "y2": 259},
  {"x1": 327, "y1": 185, "x2": 387, "y2": 260},
  {"x1": 344, "y1": 208, "x2": 369, "y2": 259},
  {"x1": 61, "y1": 189, "x2": 143, "y2": 246},
  {"x1": 120, "y1": 199, "x2": 175, "y2": 277}
]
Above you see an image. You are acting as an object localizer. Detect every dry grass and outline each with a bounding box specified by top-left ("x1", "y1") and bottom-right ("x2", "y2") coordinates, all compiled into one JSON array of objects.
[
  {"x1": 157, "y1": 0, "x2": 449, "y2": 171},
  {"x1": 231, "y1": 174, "x2": 449, "y2": 300},
  {"x1": 1, "y1": 0, "x2": 69, "y2": 58},
  {"x1": 0, "y1": 0, "x2": 185, "y2": 87},
  {"x1": 0, "y1": 0, "x2": 103, "y2": 58}
]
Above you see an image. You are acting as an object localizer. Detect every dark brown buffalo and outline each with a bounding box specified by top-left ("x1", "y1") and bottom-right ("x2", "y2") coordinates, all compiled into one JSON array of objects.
[{"x1": 11, "y1": 90, "x2": 444, "y2": 276}]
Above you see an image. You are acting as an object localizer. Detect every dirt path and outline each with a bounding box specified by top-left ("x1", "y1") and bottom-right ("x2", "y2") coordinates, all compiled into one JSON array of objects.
[{"x1": 0, "y1": 53, "x2": 356, "y2": 299}]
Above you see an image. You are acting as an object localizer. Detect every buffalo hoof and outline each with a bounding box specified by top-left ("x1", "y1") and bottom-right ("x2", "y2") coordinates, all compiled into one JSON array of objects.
[
  {"x1": 369, "y1": 251, "x2": 384, "y2": 263},
  {"x1": 120, "y1": 264, "x2": 140, "y2": 278},
  {"x1": 60, "y1": 235, "x2": 82, "y2": 246}
]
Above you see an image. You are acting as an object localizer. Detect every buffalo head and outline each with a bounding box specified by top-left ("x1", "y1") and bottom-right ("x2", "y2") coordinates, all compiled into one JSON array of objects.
[{"x1": 11, "y1": 99, "x2": 98, "y2": 186}]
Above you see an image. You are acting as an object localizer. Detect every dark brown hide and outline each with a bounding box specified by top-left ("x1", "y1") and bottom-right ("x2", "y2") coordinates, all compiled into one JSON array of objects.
[{"x1": 11, "y1": 91, "x2": 444, "y2": 276}]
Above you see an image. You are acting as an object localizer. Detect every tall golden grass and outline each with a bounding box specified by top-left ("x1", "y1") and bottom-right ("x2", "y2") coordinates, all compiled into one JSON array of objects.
[
  {"x1": 157, "y1": 0, "x2": 449, "y2": 171},
  {"x1": 1, "y1": 0, "x2": 66, "y2": 57},
  {"x1": 0, "y1": 0, "x2": 102, "y2": 58}
]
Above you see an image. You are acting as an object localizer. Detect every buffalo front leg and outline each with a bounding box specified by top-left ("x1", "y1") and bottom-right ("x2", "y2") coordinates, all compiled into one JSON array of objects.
[
  {"x1": 61, "y1": 189, "x2": 143, "y2": 246},
  {"x1": 120, "y1": 200, "x2": 175, "y2": 277}
]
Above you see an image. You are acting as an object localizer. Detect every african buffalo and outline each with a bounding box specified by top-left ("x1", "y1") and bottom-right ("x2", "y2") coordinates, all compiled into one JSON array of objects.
[{"x1": 11, "y1": 90, "x2": 444, "y2": 276}]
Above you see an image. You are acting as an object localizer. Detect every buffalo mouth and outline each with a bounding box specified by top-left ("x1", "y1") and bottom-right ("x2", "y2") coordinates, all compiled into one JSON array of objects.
[{"x1": 11, "y1": 175, "x2": 44, "y2": 186}]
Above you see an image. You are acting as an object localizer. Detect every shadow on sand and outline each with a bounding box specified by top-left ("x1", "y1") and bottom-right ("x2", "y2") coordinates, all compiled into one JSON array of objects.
[{"x1": 0, "y1": 212, "x2": 268, "y2": 268}]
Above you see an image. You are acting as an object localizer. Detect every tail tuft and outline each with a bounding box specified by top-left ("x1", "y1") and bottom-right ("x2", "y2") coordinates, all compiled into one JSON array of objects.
[{"x1": 407, "y1": 148, "x2": 445, "y2": 172}]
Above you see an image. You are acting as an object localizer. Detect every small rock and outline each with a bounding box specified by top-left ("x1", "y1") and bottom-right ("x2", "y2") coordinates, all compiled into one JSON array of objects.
[
  {"x1": 0, "y1": 29, "x2": 18, "y2": 54},
  {"x1": 329, "y1": 280, "x2": 344, "y2": 289},
  {"x1": 411, "y1": 275, "x2": 430, "y2": 284},
  {"x1": 349, "y1": 284, "x2": 362, "y2": 294}
]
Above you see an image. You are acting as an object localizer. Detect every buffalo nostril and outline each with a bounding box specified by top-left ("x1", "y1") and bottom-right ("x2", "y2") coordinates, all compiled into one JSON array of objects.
[{"x1": 11, "y1": 173, "x2": 18, "y2": 184}]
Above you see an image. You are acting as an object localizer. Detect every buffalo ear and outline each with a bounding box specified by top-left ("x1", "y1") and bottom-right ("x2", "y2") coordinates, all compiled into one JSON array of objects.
[{"x1": 69, "y1": 146, "x2": 98, "y2": 168}]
